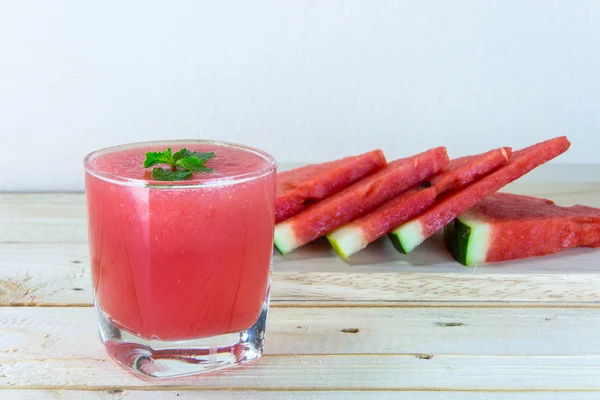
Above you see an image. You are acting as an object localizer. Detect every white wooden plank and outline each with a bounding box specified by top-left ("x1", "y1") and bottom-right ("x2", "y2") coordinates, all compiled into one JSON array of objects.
[
  {"x1": 0, "y1": 244, "x2": 90, "y2": 306},
  {"x1": 0, "y1": 193, "x2": 87, "y2": 243},
  {"x1": 2, "y1": 390, "x2": 599, "y2": 399},
  {"x1": 0, "y1": 193, "x2": 83, "y2": 206},
  {"x1": 2, "y1": 307, "x2": 600, "y2": 359},
  {"x1": 2, "y1": 243, "x2": 600, "y2": 306},
  {"x1": 2, "y1": 352, "x2": 600, "y2": 390}
]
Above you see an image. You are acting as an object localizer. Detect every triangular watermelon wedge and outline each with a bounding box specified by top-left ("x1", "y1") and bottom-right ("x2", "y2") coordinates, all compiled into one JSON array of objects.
[
  {"x1": 274, "y1": 147, "x2": 449, "y2": 254},
  {"x1": 444, "y1": 192, "x2": 600, "y2": 266},
  {"x1": 389, "y1": 136, "x2": 571, "y2": 253},
  {"x1": 276, "y1": 150, "x2": 386, "y2": 223},
  {"x1": 327, "y1": 147, "x2": 511, "y2": 258}
]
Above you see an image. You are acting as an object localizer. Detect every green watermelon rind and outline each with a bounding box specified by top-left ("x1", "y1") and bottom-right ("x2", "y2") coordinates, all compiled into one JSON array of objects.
[
  {"x1": 273, "y1": 222, "x2": 298, "y2": 255},
  {"x1": 443, "y1": 213, "x2": 491, "y2": 267},
  {"x1": 326, "y1": 225, "x2": 366, "y2": 259},
  {"x1": 388, "y1": 231, "x2": 408, "y2": 254},
  {"x1": 388, "y1": 220, "x2": 424, "y2": 254},
  {"x1": 443, "y1": 219, "x2": 470, "y2": 265}
]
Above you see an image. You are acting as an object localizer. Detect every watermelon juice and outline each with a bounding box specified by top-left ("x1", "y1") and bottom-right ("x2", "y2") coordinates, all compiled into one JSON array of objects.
[{"x1": 84, "y1": 140, "x2": 276, "y2": 377}]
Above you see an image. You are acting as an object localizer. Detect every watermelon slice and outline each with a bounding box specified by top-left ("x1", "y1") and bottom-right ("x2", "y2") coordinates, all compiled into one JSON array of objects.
[
  {"x1": 273, "y1": 147, "x2": 450, "y2": 254},
  {"x1": 444, "y1": 192, "x2": 600, "y2": 266},
  {"x1": 389, "y1": 136, "x2": 571, "y2": 253},
  {"x1": 327, "y1": 147, "x2": 511, "y2": 258},
  {"x1": 276, "y1": 150, "x2": 387, "y2": 223}
]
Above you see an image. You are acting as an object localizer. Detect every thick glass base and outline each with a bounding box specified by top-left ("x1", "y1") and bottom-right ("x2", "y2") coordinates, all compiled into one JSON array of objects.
[{"x1": 95, "y1": 291, "x2": 270, "y2": 378}]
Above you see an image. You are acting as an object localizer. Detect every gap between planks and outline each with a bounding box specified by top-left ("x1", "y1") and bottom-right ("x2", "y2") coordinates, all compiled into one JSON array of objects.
[
  {"x1": 2, "y1": 387, "x2": 600, "y2": 393},
  {"x1": 4, "y1": 302, "x2": 600, "y2": 308},
  {"x1": 2, "y1": 391, "x2": 600, "y2": 400}
]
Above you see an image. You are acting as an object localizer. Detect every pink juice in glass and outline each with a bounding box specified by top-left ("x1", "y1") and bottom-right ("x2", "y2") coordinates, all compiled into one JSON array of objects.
[{"x1": 84, "y1": 140, "x2": 276, "y2": 377}]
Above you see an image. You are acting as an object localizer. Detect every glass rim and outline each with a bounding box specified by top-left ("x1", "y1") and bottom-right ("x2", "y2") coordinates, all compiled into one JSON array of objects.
[{"x1": 84, "y1": 139, "x2": 277, "y2": 188}]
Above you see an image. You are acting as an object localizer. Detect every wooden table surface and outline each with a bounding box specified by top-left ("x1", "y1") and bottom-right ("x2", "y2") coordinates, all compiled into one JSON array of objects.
[{"x1": 1, "y1": 164, "x2": 600, "y2": 399}]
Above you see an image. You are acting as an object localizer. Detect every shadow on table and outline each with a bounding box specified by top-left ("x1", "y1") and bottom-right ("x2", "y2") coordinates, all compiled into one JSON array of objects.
[
  {"x1": 344, "y1": 232, "x2": 454, "y2": 267},
  {"x1": 273, "y1": 233, "x2": 456, "y2": 269}
]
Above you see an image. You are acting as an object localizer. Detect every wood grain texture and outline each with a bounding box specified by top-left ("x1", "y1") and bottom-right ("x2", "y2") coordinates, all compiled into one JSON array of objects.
[
  {"x1": 2, "y1": 306, "x2": 600, "y2": 391},
  {"x1": 4, "y1": 307, "x2": 600, "y2": 358},
  {"x1": 2, "y1": 391, "x2": 599, "y2": 399},
  {"x1": 0, "y1": 193, "x2": 87, "y2": 244},
  {"x1": 2, "y1": 354, "x2": 600, "y2": 390},
  {"x1": 2, "y1": 242, "x2": 600, "y2": 306}
]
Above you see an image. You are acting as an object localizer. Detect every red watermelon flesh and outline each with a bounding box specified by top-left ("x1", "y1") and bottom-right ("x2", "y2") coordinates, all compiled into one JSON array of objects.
[
  {"x1": 276, "y1": 150, "x2": 386, "y2": 223},
  {"x1": 326, "y1": 147, "x2": 511, "y2": 258},
  {"x1": 430, "y1": 147, "x2": 512, "y2": 193},
  {"x1": 445, "y1": 192, "x2": 600, "y2": 265},
  {"x1": 273, "y1": 147, "x2": 449, "y2": 254},
  {"x1": 390, "y1": 136, "x2": 571, "y2": 253}
]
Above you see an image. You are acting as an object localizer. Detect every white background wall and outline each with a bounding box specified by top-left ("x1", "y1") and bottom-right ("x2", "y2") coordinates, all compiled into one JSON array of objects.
[{"x1": 1, "y1": 0, "x2": 599, "y2": 191}]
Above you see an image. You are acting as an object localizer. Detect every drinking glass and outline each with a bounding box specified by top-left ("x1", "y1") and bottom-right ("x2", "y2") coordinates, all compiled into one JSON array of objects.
[{"x1": 84, "y1": 140, "x2": 276, "y2": 377}]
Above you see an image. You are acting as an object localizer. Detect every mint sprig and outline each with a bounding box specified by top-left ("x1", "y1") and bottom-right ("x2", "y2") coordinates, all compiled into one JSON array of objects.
[
  {"x1": 144, "y1": 147, "x2": 215, "y2": 181},
  {"x1": 144, "y1": 148, "x2": 175, "y2": 168}
]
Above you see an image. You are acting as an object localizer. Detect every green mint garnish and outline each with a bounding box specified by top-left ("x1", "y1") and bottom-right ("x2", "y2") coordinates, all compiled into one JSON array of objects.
[
  {"x1": 173, "y1": 148, "x2": 214, "y2": 163},
  {"x1": 144, "y1": 148, "x2": 175, "y2": 168},
  {"x1": 175, "y1": 157, "x2": 213, "y2": 173},
  {"x1": 144, "y1": 147, "x2": 215, "y2": 181},
  {"x1": 151, "y1": 168, "x2": 193, "y2": 181}
]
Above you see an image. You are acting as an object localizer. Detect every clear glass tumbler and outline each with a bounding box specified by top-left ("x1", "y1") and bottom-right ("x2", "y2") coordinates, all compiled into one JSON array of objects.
[{"x1": 84, "y1": 140, "x2": 276, "y2": 377}]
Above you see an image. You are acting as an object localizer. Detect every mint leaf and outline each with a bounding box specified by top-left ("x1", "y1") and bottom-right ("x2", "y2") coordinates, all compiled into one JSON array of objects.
[
  {"x1": 172, "y1": 148, "x2": 189, "y2": 162},
  {"x1": 190, "y1": 166, "x2": 213, "y2": 173},
  {"x1": 145, "y1": 147, "x2": 215, "y2": 181},
  {"x1": 151, "y1": 168, "x2": 193, "y2": 181},
  {"x1": 144, "y1": 148, "x2": 175, "y2": 168},
  {"x1": 173, "y1": 148, "x2": 214, "y2": 163},
  {"x1": 175, "y1": 157, "x2": 214, "y2": 173}
]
